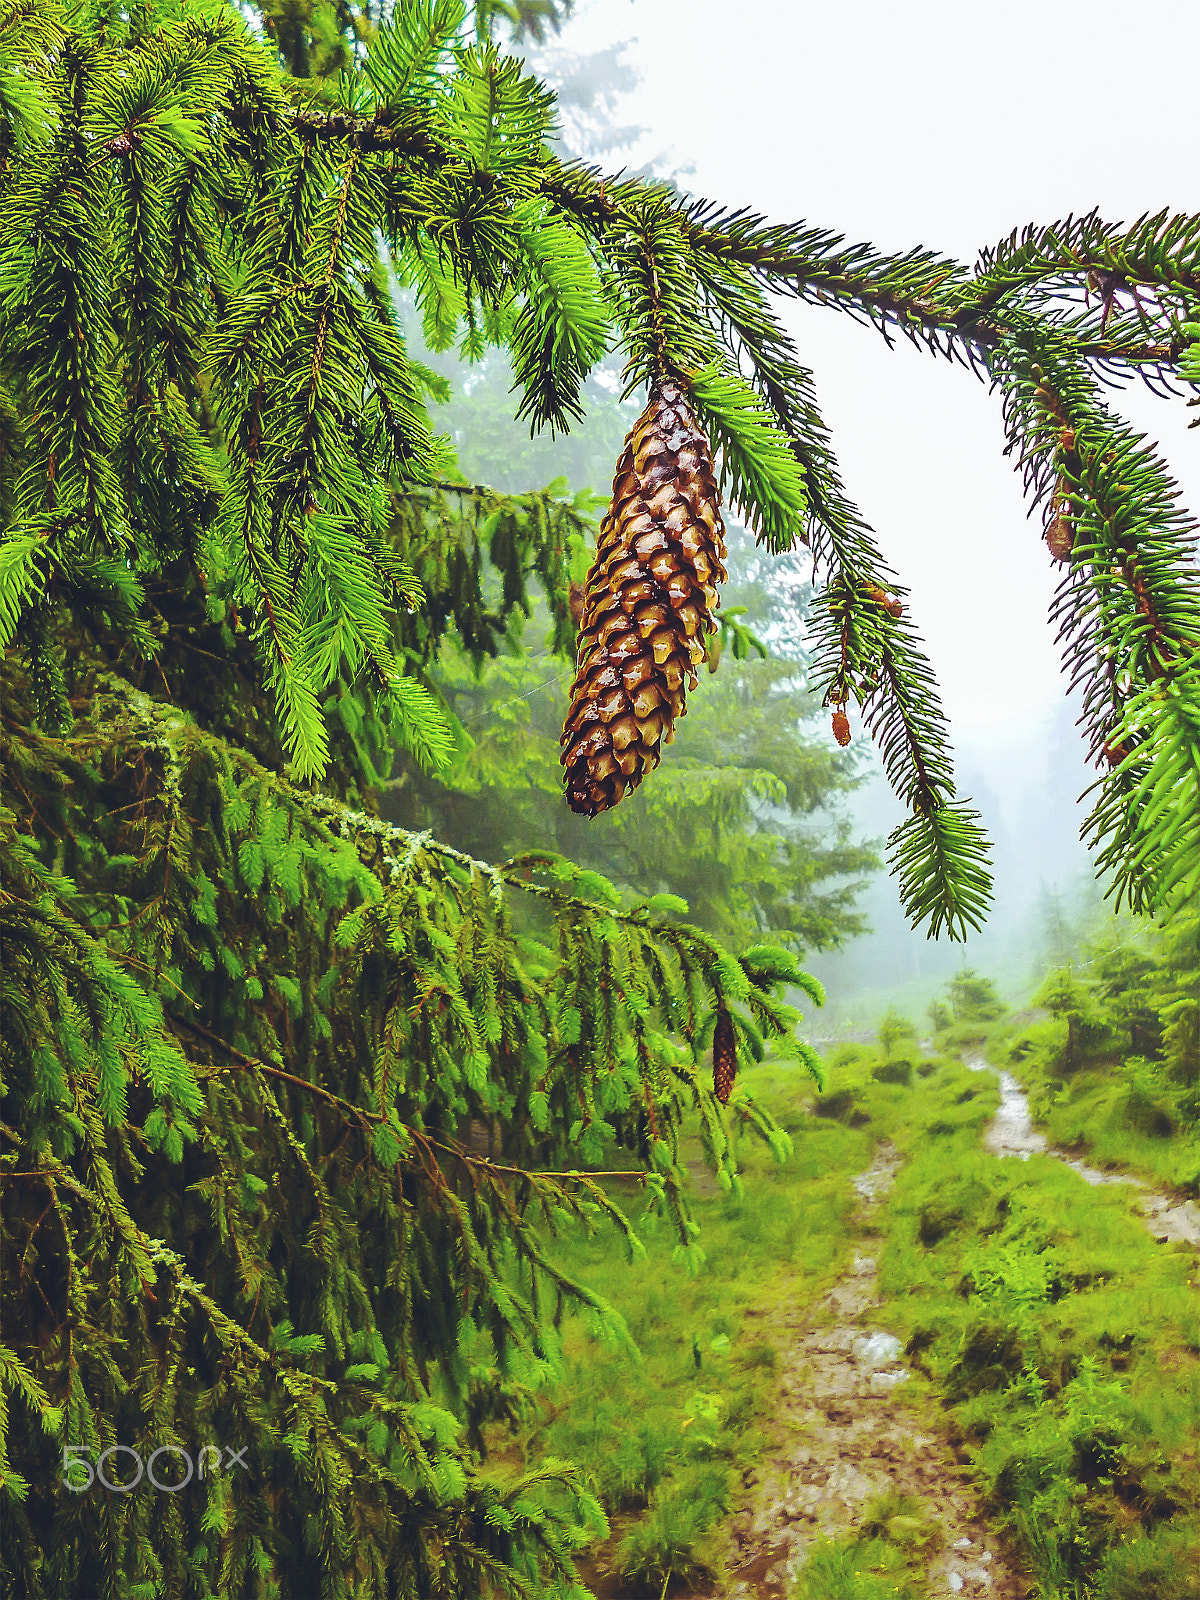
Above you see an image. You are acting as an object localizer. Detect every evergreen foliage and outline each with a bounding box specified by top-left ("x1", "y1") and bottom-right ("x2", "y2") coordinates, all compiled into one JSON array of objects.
[
  {"x1": 947, "y1": 970, "x2": 1006, "y2": 1027},
  {"x1": 0, "y1": 5, "x2": 818, "y2": 1591},
  {"x1": 1026, "y1": 908, "x2": 1200, "y2": 1138},
  {"x1": 0, "y1": 1, "x2": 1197, "y2": 1595},
  {"x1": 1, "y1": 650, "x2": 819, "y2": 1598},
  {"x1": 2, "y1": 0, "x2": 1197, "y2": 935}
]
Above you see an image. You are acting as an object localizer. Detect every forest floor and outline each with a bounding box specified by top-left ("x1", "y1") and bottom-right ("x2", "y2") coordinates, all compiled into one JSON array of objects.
[
  {"x1": 720, "y1": 1053, "x2": 1200, "y2": 1599},
  {"x1": 721, "y1": 1138, "x2": 1024, "y2": 1600},
  {"x1": 528, "y1": 1033, "x2": 1200, "y2": 1600},
  {"x1": 962, "y1": 1051, "x2": 1200, "y2": 1248}
]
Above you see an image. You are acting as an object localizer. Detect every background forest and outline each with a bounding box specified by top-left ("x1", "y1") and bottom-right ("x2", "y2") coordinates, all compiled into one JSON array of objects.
[{"x1": 0, "y1": 2, "x2": 1197, "y2": 1600}]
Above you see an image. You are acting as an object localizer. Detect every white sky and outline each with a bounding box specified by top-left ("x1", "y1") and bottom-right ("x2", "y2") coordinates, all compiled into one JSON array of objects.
[{"x1": 543, "y1": 0, "x2": 1200, "y2": 737}]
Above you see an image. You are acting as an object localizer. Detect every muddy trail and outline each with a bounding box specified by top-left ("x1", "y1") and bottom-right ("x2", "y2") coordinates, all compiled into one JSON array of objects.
[
  {"x1": 714, "y1": 1052, "x2": 1198, "y2": 1597},
  {"x1": 718, "y1": 1142, "x2": 1026, "y2": 1600},
  {"x1": 579, "y1": 1051, "x2": 1197, "y2": 1598},
  {"x1": 963, "y1": 1050, "x2": 1200, "y2": 1247}
]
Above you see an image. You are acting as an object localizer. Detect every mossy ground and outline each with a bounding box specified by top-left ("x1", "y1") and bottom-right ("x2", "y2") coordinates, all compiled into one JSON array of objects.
[
  {"x1": 992, "y1": 1013, "x2": 1200, "y2": 1193},
  {"x1": 876, "y1": 1065, "x2": 1199, "y2": 1598},
  {"x1": 502, "y1": 1037, "x2": 1199, "y2": 1599},
  {"x1": 524, "y1": 1066, "x2": 872, "y2": 1594}
]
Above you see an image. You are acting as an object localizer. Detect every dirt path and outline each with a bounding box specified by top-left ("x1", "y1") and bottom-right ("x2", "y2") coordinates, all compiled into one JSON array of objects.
[
  {"x1": 963, "y1": 1052, "x2": 1200, "y2": 1246},
  {"x1": 720, "y1": 1143, "x2": 1027, "y2": 1600}
]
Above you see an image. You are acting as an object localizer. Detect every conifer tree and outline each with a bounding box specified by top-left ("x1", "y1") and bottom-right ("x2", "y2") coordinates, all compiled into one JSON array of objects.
[{"x1": 0, "y1": 2, "x2": 1197, "y2": 1598}]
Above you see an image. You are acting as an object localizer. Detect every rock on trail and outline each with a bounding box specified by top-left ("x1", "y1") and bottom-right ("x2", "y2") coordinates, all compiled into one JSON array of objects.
[{"x1": 720, "y1": 1142, "x2": 1027, "y2": 1600}]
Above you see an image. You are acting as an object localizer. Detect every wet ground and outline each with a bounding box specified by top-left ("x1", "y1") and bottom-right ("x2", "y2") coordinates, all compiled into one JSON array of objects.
[
  {"x1": 587, "y1": 1051, "x2": 1197, "y2": 1597},
  {"x1": 718, "y1": 1142, "x2": 1027, "y2": 1599},
  {"x1": 963, "y1": 1052, "x2": 1200, "y2": 1246}
]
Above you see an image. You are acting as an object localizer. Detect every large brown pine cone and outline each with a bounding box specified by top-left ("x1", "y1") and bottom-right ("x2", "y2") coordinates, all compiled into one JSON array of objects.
[{"x1": 561, "y1": 380, "x2": 727, "y2": 816}]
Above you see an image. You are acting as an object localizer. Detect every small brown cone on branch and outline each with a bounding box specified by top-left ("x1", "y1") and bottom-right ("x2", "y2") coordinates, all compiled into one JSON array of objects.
[
  {"x1": 1045, "y1": 485, "x2": 1074, "y2": 563},
  {"x1": 864, "y1": 581, "x2": 904, "y2": 620},
  {"x1": 831, "y1": 705, "x2": 851, "y2": 747},
  {"x1": 560, "y1": 380, "x2": 727, "y2": 816},
  {"x1": 1045, "y1": 514, "x2": 1074, "y2": 563},
  {"x1": 712, "y1": 1007, "x2": 737, "y2": 1105}
]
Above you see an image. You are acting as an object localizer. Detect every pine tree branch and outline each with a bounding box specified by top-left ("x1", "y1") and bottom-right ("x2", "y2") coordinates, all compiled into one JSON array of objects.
[
  {"x1": 219, "y1": 110, "x2": 1198, "y2": 390},
  {"x1": 423, "y1": 1137, "x2": 647, "y2": 1184},
  {"x1": 225, "y1": 100, "x2": 455, "y2": 165},
  {"x1": 174, "y1": 1012, "x2": 381, "y2": 1119},
  {"x1": 537, "y1": 172, "x2": 1196, "y2": 380},
  {"x1": 176, "y1": 1014, "x2": 649, "y2": 1184},
  {"x1": 971, "y1": 209, "x2": 1200, "y2": 303}
]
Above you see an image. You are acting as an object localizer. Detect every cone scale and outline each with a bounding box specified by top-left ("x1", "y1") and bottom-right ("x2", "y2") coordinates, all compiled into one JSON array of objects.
[{"x1": 561, "y1": 380, "x2": 728, "y2": 816}]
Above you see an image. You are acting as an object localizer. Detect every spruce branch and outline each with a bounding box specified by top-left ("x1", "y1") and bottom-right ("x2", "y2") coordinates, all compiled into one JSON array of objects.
[
  {"x1": 0, "y1": 4, "x2": 1178, "y2": 929},
  {"x1": 1085, "y1": 658, "x2": 1200, "y2": 916},
  {"x1": 993, "y1": 331, "x2": 1200, "y2": 915}
]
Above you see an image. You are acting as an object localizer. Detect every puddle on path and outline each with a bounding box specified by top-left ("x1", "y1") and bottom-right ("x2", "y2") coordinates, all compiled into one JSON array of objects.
[
  {"x1": 964, "y1": 1052, "x2": 1200, "y2": 1247},
  {"x1": 720, "y1": 1142, "x2": 1027, "y2": 1600}
]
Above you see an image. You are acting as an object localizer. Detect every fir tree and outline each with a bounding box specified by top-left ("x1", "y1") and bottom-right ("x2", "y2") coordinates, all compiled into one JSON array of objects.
[{"x1": 0, "y1": 2, "x2": 1197, "y2": 1597}]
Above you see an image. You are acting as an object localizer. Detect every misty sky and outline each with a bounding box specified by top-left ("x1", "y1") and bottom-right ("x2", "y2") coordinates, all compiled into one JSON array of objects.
[
  {"x1": 522, "y1": 0, "x2": 1198, "y2": 992},
  {"x1": 539, "y1": 0, "x2": 1199, "y2": 737}
]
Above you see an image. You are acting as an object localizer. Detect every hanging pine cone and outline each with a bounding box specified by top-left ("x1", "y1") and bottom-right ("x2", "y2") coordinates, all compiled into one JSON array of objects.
[
  {"x1": 1045, "y1": 483, "x2": 1074, "y2": 563},
  {"x1": 831, "y1": 705, "x2": 851, "y2": 747},
  {"x1": 1045, "y1": 514, "x2": 1074, "y2": 563},
  {"x1": 712, "y1": 1006, "x2": 737, "y2": 1105},
  {"x1": 864, "y1": 581, "x2": 904, "y2": 620},
  {"x1": 560, "y1": 380, "x2": 727, "y2": 816}
]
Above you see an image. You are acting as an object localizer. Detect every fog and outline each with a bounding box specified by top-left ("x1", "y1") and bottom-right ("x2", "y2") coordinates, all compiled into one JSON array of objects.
[
  {"x1": 423, "y1": 0, "x2": 1199, "y2": 1023},
  {"x1": 548, "y1": 2, "x2": 1196, "y2": 998}
]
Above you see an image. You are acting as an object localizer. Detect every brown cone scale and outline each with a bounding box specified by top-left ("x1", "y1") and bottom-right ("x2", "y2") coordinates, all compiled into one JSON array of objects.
[{"x1": 561, "y1": 381, "x2": 727, "y2": 816}]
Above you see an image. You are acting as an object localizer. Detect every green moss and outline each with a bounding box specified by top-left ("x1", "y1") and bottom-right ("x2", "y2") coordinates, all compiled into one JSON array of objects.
[
  {"x1": 516, "y1": 1058, "x2": 870, "y2": 1581},
  {"x1": 1094, "y1": 1521, "x2": 1200, "y2": 1599},
  {"x1": 514, "y1": 1030, "x2": 1198, "y2": 1599},
  {"x1": 1002, "y1": 1030, "x2": 1200, "y2": 1189},
  {"x1": 814, "y1": 1087, "x2": 871, "y2": 1124},
  {"x1": 873, "y1": 1051, "x2": 1199, "y2": 1598},
  {"x1": 790, "y1": 1534, "x2": 922, "y2": 1599}
]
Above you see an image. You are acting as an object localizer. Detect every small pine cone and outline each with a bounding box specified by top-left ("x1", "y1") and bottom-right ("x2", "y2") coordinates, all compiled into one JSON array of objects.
[
  {"x1": 713, "y1": 1007, "x2": 737, "y2": 1105},
  {"x1": 561, "y1": 380, "x2": 727, "y2": 816},
  {"x1": 1045, "y1": 515, "x2": 1073, "y2": 562},
  {"x1": 864, "y1": 582, "x2": 904, "y2": 620},
  {"x1": 831, "y1": 706, "x2": 851, "y2": 747}
]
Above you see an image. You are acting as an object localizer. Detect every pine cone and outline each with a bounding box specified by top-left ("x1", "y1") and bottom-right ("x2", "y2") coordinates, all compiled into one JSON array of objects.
[
  {"x1": 864, "y1": 582, "x2": 904, "y2": 620},
  {"x1": 1045, "y1": 484, "x2": 1074, "y2": 563},
  {"x1": 1045, "y1": 514, "x2": 1073, "y2": 562},
  {"x1": 712, "y1": 1007, "x2": 737, "y2": 1105},
  {"x1": 561, "y1": 380, "x2": 727, "y2": 816}
]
